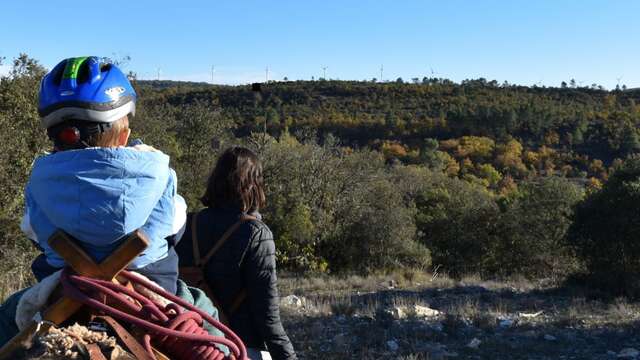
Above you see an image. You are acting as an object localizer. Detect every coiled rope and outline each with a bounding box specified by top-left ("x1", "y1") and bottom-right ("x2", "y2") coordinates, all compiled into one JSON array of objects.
[{"x1": 59, "y1": 268, "x2": 247, "y2": 360}]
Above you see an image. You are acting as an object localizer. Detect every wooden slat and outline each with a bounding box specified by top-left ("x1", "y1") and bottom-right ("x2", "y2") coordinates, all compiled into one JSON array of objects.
[
  {"x1": 0, "y1": 230, "x2": 150, "y2": 360},
  {"x1": 49, "y1": 230, "x2": 150, "y2": 281},
  {"x1": 42, "y1": 297, "x2": 83, "y2": 324},
  {"x1": 0, "y1": 322, "x2": 38, "y2": 359},
  {"x1": 98, "y1": 231, "x2": 149, "y2": 280},
  {"x1": 48, "y1": 231, "x2": 105, "y2": 279}
]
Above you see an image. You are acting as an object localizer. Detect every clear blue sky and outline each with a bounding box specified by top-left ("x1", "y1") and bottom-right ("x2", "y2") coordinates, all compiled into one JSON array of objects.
[{"x1": 1, "y1": 0, "x2": 638, "y2": 88}]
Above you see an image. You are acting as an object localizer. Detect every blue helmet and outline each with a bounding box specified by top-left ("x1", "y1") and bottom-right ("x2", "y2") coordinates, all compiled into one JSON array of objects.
[{"x1": 38, "y1": 56, "x2": 136, "y2": 129}]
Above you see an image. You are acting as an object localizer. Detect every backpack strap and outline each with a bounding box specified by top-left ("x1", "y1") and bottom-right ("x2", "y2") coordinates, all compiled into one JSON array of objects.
[
  {"x1": 191, "y1": 212, "x2": 202, "y2": 266},
  {"x1": 200, "y1": 214, "x2": 257, "y2": 265},
  {"x1": 184, "y1": 212, "x2": 257, "y2": 324}
]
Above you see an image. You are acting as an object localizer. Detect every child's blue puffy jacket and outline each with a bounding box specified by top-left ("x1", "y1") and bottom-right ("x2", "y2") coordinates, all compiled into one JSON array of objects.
[{"x1": 21, "y1": 147, "x2": 187, "y2": 269}]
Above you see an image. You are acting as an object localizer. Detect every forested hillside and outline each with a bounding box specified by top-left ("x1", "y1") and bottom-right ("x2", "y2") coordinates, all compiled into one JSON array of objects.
[
  {"x1": 2, "y1": 55, "x2": 640, "y2": 299},
  {"x1": 136, "y1": 78, "x2": 640, "y2": 191}
]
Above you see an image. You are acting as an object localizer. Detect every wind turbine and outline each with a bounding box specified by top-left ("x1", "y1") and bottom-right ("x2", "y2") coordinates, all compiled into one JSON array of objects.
[{"x1": 321, "y1": 66, "x2": 328, "y2": 79}]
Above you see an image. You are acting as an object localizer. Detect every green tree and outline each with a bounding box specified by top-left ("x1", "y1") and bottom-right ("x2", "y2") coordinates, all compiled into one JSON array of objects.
[
  {"x1": 494, "y1": 177, "x2": 583, "y2": 278},
  {"x1": 568, "y1": 157, "x2": 640, "y2": 296}
]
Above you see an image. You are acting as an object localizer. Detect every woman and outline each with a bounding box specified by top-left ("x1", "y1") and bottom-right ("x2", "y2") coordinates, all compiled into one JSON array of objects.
[{"x1": 176, "y1": 146, "x2": 296, "y2": 360}]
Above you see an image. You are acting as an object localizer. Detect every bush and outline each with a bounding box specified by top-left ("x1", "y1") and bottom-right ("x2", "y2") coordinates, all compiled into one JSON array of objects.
[
  {"x1": 325, "y1": 172, "x2": 431, "y2": 272},
  {"x1": 415, "y1": 174, "x2": 500, "y2": 276},
  {"x1": 493, "y1": 177, "x2": 583, "y2": 279},
  {"x1": 258, "y1": 133, "x2": 430, "y2": 273},
  {"x1": 568, "y1": 157, "x2": 640, "y2": 296},
  {"x1": 0, "y1": 55, "x2": 48, "y2": 298}
]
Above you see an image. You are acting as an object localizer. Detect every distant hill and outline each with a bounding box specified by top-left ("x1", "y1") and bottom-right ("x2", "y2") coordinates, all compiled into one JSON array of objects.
[{"x1": 135, "y1": 79, "x2": 640, "y2": 184}]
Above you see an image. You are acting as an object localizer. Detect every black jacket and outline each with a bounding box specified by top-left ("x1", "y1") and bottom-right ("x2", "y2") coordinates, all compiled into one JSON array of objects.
[{"x1": 175, "y1": 206, "x2": 296, "y2": 360}]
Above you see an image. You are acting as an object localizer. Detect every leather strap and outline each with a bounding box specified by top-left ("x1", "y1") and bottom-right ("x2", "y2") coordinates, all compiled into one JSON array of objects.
[
  {"x1": 86, "y1": 343, "x2": 107, "y2": 360},
  {"x1": 228, "y1": 289, "x2": 248, "y2": 315},
  {"x1": 191, "y1": 212, "x2": 201, "y2": 266},
  {"x1": 184, "y1": 212, "x2": 257, "y2": 324},
  {"x1": 97, "y1": 315, "x2": 155, "y2": 360},
  {"x1": 201, "y1": 214, "x2": 257, "y2": 265}
]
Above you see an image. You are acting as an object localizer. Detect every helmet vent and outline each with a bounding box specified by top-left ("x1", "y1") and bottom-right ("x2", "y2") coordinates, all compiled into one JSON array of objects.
[
  {"x1": 51, "y1": 65, "x2": 65, "y2": 86},
  {"x1": 77, "y1": 61, "x2": 91, "y2": 84},
  {"x1": 100, "y1": 63, "x2": 112, "y2": 72}
]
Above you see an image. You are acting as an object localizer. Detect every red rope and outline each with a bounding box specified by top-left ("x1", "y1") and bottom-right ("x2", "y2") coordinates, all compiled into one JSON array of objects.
[{"x1": 59, "y1": 268, "x2": 247, "y2": 360}]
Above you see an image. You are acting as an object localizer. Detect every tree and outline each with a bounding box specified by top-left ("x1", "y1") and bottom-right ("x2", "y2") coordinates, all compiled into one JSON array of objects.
[
  {"x1": 494, "y1": 177, "x2": 583, "y2": 278},
  {"x1": 568, "y1": 157, "x2": 640, "y2": 296},
  {"x1": 0, "y1": 54, "x2": 48, "y2": 291},
  {"x1": 415, "y1": 176, "x2": 499, "y2": 276}
]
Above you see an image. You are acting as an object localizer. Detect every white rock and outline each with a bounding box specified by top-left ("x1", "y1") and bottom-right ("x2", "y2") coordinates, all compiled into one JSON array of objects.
[
  {"x1": 519, "y1": 311, "x2": 543, "y2": 318},
  {"x1": 387, "y1": 340, "x2": 399, "y2": 352},
  {"x1": 618, "y1": 348, "x2": 640, "y2": 358},
  {"x1": 413, "y1": 305, "x2": 441, "y2": 317},
  {"x1": 467, "y1": 338, "x2": 481, "y2": 349},
  {"x1": 387, "y1": 306, "x2": 407, "y2": 320},
  {"x1": 544, "y1": 334, "x2": 557, "y2": 341},
  {"x1": 280, "y1": 295, "x2": 304, "y2": 308}
]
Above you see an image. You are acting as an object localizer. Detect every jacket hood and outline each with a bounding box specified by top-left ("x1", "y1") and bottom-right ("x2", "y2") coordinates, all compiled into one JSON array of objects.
[{"x1": 26, "y1": 147, "x2": 171, "y2": 250}]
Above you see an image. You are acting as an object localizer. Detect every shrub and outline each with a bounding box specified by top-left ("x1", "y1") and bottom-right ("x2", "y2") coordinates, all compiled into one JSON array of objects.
[
  {"x1": 493, "y1": 177, "x2": 583, "y2": 279},
  {"x1": 568, "y1": 157, "x2": 640, "y2": 296},
  {"x1": 415, "y1": 175, "x2": 500, "y2": 276},
  {"x1": 259, "y1": 134, "x2": 431, "y2": 273}
]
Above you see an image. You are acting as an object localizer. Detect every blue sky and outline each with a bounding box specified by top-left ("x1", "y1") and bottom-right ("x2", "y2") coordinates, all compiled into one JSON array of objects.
[{"x1": 1, "y1": 0, "x2": 638, "y2": 88}]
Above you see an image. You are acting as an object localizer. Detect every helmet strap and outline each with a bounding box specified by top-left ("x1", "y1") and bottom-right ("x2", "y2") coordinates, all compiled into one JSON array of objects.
[{"x1": 47, "y1": 120, "x2": 114, "y2": 151}]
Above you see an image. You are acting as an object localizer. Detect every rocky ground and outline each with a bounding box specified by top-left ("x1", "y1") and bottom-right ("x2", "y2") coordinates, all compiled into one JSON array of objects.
[{"x1": 278, "y1": 273, "x2": 640, "y2": 359}]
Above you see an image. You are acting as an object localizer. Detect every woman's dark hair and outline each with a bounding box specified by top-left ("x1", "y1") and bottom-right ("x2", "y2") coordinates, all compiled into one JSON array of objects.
[{"x1": 201, "y1": 146, "x2": 266, "y2": 213}]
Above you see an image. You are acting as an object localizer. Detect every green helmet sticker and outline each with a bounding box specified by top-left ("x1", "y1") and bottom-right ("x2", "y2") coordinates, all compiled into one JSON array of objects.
[{"x1": 62, "y1": 57, "x2": 88, "y2": 80}]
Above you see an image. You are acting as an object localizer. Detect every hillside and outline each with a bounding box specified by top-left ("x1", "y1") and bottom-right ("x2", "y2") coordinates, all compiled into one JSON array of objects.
[
  {"x1": 136, "y1": 79, "x2": 640, "y2": 189},
  {"x1": 1, "y1": 56, "x2": 640, "y2": 295}
]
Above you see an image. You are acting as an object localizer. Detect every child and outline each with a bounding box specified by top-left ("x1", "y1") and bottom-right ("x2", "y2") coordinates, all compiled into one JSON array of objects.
[{"x1": 20, "y1": 56, "x2": 186, "y2": 294}]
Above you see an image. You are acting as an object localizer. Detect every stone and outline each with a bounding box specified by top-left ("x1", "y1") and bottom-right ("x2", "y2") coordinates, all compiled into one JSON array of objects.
[
  {"x1": 519, "y1": 310, "x2": 543, "y2": 318},
  {"x1": 467, "y1": 337, "x2": 481, "y2": 349},
  {"x1": 386, "y1": 339, "x2": 399, "y2": 352},
  {"x1": 413, "y1": 305, "x2": 441, "y2": 317},
  {"x1": 498, "y1": 318, "x2": 514, "y2": 328},
  {"x1": 280, "y1": 295, "x2": 304, "y2": 308},
  {"x1": 387, "y1": 306, "x2": 407, "y2": 320},
  {"x1": 618, "y1": 348, "x2": 640, "y2": 358},
  {"x1": 333, "y1": 333, "x2": 347, "y2": 348}
]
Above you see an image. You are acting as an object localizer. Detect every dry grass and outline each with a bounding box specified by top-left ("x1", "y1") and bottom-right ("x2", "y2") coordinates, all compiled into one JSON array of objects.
[
  {"x1": 0, "y1": 246, "x2": 37, "y2": 301},
  {"x1": 279, "y1": 271, "x2": 640, "y2": 359}
]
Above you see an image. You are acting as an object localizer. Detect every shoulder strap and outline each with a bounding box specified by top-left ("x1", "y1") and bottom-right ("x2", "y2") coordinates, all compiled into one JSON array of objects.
[
  {"x1": 191, "y1": 211, "x2": 202, "y2": 266},
  {"x1": 200, "y1": 214, "x2": 257, "y2": 265},
  {"x1": 188, "y1": 213, "x2": 258, "y2": 322}
]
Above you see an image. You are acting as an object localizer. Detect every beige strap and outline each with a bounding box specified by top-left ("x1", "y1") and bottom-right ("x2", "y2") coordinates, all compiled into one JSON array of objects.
[
  {"x1": 228, "y1": 289, "x2": 248, "y2": 315},
  {"x1": 200, "y1": 214, "x2": 257, "y2": 265},
  {"x1": 184, "y1": 213, "x2": 258, "y2": 324},
  {"x1": 191, "y1": 212, "x2": 201, "y2": 266}
]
